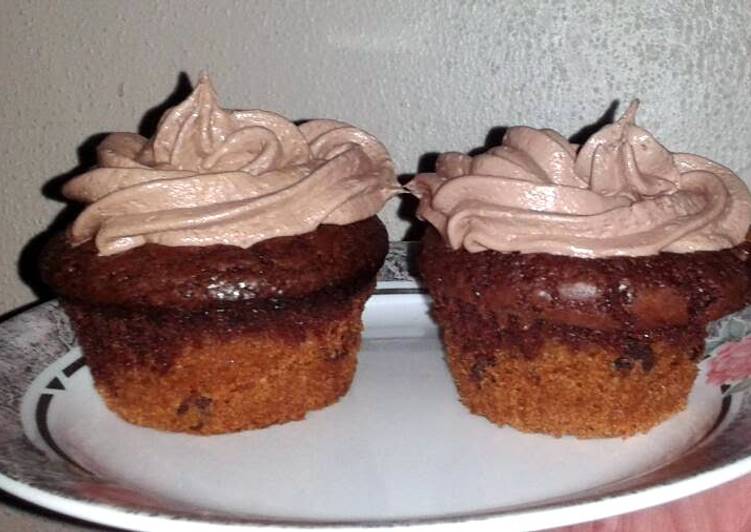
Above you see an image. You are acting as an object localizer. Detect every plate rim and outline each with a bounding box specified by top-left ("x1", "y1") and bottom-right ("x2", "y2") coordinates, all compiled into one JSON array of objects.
[{"x1": 2, "y1": 291, "x2": 751, "y2": 531}]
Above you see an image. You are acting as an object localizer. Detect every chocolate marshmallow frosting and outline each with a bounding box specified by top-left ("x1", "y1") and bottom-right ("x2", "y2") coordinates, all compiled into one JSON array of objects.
[
  {"x1": 408, "y1": 101, "x2": 751, "y2": 257},
  {"x1": 65, "y1": 74, "x2": 399, "y2": 255}
]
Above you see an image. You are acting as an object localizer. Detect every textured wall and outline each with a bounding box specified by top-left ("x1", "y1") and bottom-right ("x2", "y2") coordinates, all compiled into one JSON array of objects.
[{"x1": 2, "y1": 0, "x2": 751, "y2": 314}]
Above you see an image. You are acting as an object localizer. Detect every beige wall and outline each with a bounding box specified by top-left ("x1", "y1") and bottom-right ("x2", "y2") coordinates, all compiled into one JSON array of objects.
[{"x1": 2, "y1": 0, "x2": 751, "y2": 315}]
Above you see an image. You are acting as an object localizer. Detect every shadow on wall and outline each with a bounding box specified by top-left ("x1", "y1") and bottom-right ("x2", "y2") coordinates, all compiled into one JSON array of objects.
[
  {"x1": 14, "y1": 73, "x2": 195, "y2": 315},
  {"x1": 137, "y1": 72, "x2": 193, "y2": 138},
  {"x1": 568, "y1": 100, "x2": 619, "y2": 145}
]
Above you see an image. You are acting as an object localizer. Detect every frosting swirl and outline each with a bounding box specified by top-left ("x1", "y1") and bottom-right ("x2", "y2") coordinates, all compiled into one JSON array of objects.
[
  {"x1": 407, "y1": 101, "x2": 751, "y2": 257},
  {"x1": 65, "y1": 74, "x2": 399, "y2": 255}
]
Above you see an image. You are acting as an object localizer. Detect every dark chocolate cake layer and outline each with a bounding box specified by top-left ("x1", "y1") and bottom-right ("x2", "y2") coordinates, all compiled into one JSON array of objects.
[
  {"x1": 42, "y1": 217, "x2": 388, "y2": 310},
  {"x1": 420, "y1": 227, "x2": 751, "y2": 334}
]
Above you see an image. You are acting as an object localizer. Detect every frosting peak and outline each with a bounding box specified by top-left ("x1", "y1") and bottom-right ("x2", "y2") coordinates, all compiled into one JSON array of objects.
[
  {"x1": 408, "y1": 100, "x2": 751, "y2": 257},
  {"x1": 65, "y1": 74, "x2": 399, "y2": 255}
]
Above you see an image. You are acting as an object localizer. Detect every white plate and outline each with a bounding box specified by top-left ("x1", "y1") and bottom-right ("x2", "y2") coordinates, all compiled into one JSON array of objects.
[{"x1": 2, "y1": 284, "x2": 751, "y2": 532}]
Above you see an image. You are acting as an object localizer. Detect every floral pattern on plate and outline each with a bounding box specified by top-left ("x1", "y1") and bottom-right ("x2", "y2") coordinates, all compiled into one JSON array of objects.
[{"x1": 705, "y1": 304, "x2": 751, "y2": 394}]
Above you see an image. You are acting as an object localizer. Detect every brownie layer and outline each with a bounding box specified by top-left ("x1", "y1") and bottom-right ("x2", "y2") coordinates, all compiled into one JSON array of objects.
[
  {"x1": 42, "y1": 217, "x2": 388, "y2": 311},
  {"x1": 62, "y1": 281, "x2": 373, "y2": 434}
]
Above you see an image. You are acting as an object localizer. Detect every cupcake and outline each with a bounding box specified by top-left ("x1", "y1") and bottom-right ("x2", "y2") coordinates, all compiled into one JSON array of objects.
[
  {"x1": 41, "y1": 74, "x2": 399, "y2": 434},
  {"x1": 408, "y1": 101, "x2": 751, "y2": 438}
]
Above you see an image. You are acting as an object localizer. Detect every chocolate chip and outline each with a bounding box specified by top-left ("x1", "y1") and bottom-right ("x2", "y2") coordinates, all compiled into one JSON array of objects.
[
  {"x1": 193, "y1": 395, "x2": 212, "y2": 412},
  {"x1": 470, "y1": 356, "x2": 496, "y2": 383},
  {"x1": 623, "y1": 338, "x2": 654, "y2": 372},
  {"x1": 613, "y1": 356, "x2": 634, "y2": 372},
  {"x1": 176, "y1": 392, "x2": 213, "y2": 416}
]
